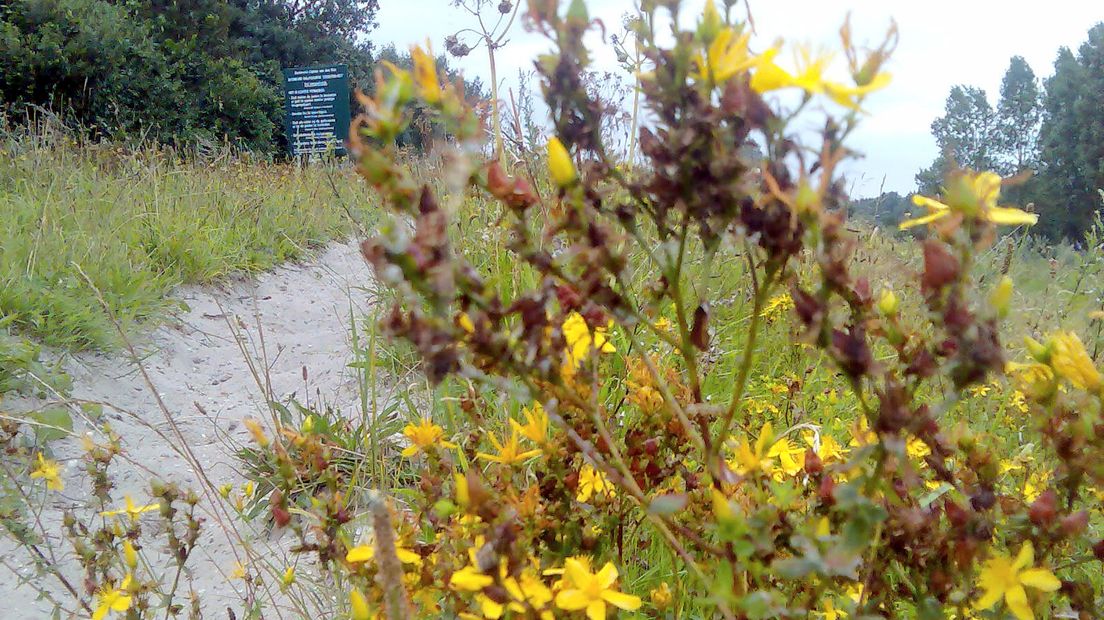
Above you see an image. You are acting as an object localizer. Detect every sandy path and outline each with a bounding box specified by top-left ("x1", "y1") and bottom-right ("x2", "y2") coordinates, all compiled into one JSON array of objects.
[{"x1": 1, "y1": 240, "x2": 377, "y2": 618}]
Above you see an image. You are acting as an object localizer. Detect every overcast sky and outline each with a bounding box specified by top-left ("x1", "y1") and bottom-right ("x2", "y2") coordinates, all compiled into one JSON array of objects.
[{"x1": 374, "y1": 1, "x2": 1103, "y2": 198}]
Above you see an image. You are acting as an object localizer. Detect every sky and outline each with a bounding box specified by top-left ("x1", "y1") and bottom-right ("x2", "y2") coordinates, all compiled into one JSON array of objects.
[{"x1": 373, "y1": 1, "x2": 1104, "y2": 198}]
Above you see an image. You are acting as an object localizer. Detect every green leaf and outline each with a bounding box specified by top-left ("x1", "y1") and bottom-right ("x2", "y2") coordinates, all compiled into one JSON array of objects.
[{"x1": 31, "y1": 407, "x2": 72, "y2": 442}]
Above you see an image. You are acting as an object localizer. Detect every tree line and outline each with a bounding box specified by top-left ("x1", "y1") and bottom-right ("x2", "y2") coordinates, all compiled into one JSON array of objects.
[
  {"x1": 854, "y1": 23, "x2": 1104, "y2": 241},
  {"x1": 0, "y1": 0, "x2": 483, "y2": 154}
]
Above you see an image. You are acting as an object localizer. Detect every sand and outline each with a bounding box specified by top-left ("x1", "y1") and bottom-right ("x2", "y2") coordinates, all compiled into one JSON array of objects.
[{"x1": 1, "y1": 240, "x2": 377, "y2": 618}]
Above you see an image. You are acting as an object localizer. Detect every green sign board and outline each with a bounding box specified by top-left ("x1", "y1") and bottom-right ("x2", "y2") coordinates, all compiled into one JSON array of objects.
[{"x1": 282, "y1": 64, "x2": 351, "y2": 156}]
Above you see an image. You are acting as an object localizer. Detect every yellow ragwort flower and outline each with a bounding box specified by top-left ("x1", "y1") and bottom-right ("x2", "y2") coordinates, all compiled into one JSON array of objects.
[
  {"x1": 900, "y1": 171, "x2": 1037, "y2": 231},
  {"x1": 576, "y1": 463, "x2": 615, "y2": 503},
  {"x1": 974, "y1": 541, "x2": 1060, "y2": 620},
  {"x1": 401, "y1": 418, "x2": 458, "y2": 457},
  {"x1": 554, "y1": 557, "x2": 641, "y2": 620},
  {"x1": 100, "y1": 496, "x2": 160, "y2": 522},
  {"x1": 1047, "y1": 331, "x2": 1102, "y2": 393},
  {"x1": 92, "y1": 574, "x2": 133, "y2": 620},
  {"x1": 30, "y1": 453, "x2": 64, "y2": 492},
  {"x1": 547, "y1": 137, "x2": 576, "y2": 187}
]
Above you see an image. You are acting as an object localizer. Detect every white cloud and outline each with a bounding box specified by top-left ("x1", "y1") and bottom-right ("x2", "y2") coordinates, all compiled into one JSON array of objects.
[{"x1": 374, "y1": 0, "x2": 1103, "y2": 197}]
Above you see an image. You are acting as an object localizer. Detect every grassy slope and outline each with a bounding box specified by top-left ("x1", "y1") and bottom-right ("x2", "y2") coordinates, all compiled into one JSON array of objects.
[{"x1": 0, "y1": 130, "x2": 378, "y2": 350}]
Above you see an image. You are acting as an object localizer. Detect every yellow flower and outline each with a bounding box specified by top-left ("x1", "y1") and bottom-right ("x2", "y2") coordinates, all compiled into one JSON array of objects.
[
  {"x1": 750, "y1": 45, "x2": 885, "y2": 110},
  {"x1": 822, "y1": 71, "x2": 891, "y2": 110},
  {"x1": 562, "y1": 312, "x2": 616, "y2": 369},
  {"x1": 345, "y1": 542, "x2": 422, "y2": 567},
  {"x1": 728, "y1": 422, "x2": 775, "y2": 475},
  {"x1": 974, "y1": 541, "x2": 1060, "y2": 620},
  {"x1": 122, "y1": 540, "x2": 138, "y2": 570},
  {"x1": 760, "y1": 293, "x2": 794, "y2": 322},
  {"x1": 350, "y1": 587, "x2": 372, "y2": 620},
  {"x1": 410, "y1": 43, "x2": 441, "y2": 103},
  {"x1": 1006, "y1": 361, "x2": 1056, "y2": 400},
  {"x1": 547, "y1": 137, "x2": 576, "y2": 187},
  {"x1": 92, "y1": 574, "x2": 133, "y2": 620},
  {"x1": 503, "y1": 567, "x2": 554, "y2": 613},
  {"x1": 30, "y1": 453, "x2": 64, "y2": 491},
  {"x1": 1023, "y1": 470, "x2": 1049, "y2": 503},
  {"x1": 576, "y1": 463, "x2": 615, "y2": 503},
  {"x1": 900, "y1": 171, "x2": 1037, "y2": 230},
  {"x1": 477, "y1": 428, "x2": 542, "y2": 466},
  {"x1": 767, "y1": 435, "x2": 806, "y2": 478},
  {"x1": 451, "y1": 564, "x2": 495, "y2": 592},
  {"x1": 401, "y1": 418, "x2": 458, "y2": 457},
  {"x1": 803, "y1": 431, "x2": 848, "y2": 463},
  {"x1": 1048, "y1": 331, "x2": 1102, "y2": 393},
  {"x1": 100, "y1": 496, "x2": 160, "y2": 522},
  {"x1": 694, "y1": 28, "x2": 761, "y2": 85},
  {"x1": 907, "y1": 436, "x2": 931, "y2": 461},
  {"x1": 990, "y1": 276, "x2": 1014, "y2": 318},
  {"x1": 510, "y1": 402, "x2": 549, "y2": 444},
  {"x1": 243, "y1": 417, "x2": 269, "y2": 447},
  {"x1": 554, "y1": 557, "x2": 641, "y2": 620},
  {"x1": 849, "y1": 417, "x2": 877, "y2": 447},
  {"x1": 281, "y1": 566, "x2": 296, "y2": 588},
  {"x1": 457, "y1": 312, "x2": 476, "y2": 334}
]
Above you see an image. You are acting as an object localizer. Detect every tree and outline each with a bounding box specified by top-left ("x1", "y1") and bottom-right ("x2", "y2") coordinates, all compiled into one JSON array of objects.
[
  {"x1": 1034, "y1": 24, "x2": 1104, "y2": 239},
  {"x1": 915, "y1": 86, "x2": 998, "y2": 194},
  {"x1": 996, "y1": 56, "x2": 1042, "y2": 175},
  {"x1": 0, "y1": 0, "x2": 379, "y2": 152}
]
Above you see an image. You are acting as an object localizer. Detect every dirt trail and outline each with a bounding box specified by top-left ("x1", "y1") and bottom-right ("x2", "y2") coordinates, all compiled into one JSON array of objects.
[{"x1": 2, "y1": 240, "x2": 376, "y2": 618}]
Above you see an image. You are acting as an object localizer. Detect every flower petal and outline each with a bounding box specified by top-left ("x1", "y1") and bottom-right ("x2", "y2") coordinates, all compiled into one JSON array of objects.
[
  {"x1": 345, "y1": 545, "x2": 375, "y2": 563},
  {"x1": 555, "y1": 589, "x2": 589, "y2": 611},
  {"x1": 1004, "y1": 584, "x2": 1034, "y2": 620},
  {"x1": 1019, "y1": 568, "x2": 1061, "y2": 592},
  {"x1": 987, "y1": 206, "x2": 1038, "y2": 226},
  {"x1": 596, "y1": 562, "x2": 618, "y2": 588},
  {"x1": 911, "y1": 194, "x2": 950, "y2": 211},
  {"x1": 974, "y1": 583, "x2": 1004, "y2": 611},
  {"x1": 1013, "y1": 542, "x2": 1035, "y2": 571},
  {"x1": 899, "y1": 209, "x2": 950, "y2": 230},
  {"x1": 602, "y1": 590, "x2": 642, "y2": 611},
  {"x1": 586, "y1": 600, "x2": 607, "y2": 620}
]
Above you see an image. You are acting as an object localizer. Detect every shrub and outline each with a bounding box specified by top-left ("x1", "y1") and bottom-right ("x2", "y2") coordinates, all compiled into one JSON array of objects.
[{"x1": 333, "y1": 1, "x2": 1103, "y2": 618}]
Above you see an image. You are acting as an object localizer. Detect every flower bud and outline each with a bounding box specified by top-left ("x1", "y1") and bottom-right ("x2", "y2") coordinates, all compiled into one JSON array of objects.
[
  {"x1": 696, "y1": 1, "x2": 723, "y2": 44},
  {"x1": 1024, "y1": 336, "x2": 1051, "y2": 363},
  {"x1": 877, "y1": 289, "x2": 899, "y2": 317},
  {"x1": 546, "y1": 137, "x2": 576, "y2": 187},
  {"x1": 989, "y1": 276, "x2": 1013, "y2": 318}
]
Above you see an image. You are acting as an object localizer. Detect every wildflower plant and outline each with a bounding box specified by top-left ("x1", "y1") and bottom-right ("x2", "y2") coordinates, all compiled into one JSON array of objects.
[{"x1": 341, "y1": 1, "x2": 1104, "y2": 618}]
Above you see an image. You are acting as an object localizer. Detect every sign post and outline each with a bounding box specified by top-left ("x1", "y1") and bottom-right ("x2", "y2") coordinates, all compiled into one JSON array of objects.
[{"x1": 282, "y1": 64, "x2": 351, "y2": 157}]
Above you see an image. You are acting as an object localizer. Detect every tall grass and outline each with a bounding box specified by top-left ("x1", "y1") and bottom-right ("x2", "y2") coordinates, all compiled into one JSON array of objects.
[{"x1": 0, "y1": 122, "x2": 378, "y2": 349}]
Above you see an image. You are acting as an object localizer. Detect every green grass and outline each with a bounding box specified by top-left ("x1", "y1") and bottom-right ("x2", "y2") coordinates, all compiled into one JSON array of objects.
[{"x1": 0, "y1": 126, "x2": 380, "y2": 350}]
